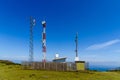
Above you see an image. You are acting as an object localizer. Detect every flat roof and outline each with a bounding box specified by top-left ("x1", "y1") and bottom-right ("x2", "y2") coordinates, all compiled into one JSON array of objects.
[
  {"x1": 75, "y1": 61, "x2": 85, "y2": 63},
  {"x1": 53, "y1": 57, "x2": 67, "y2": 61}
]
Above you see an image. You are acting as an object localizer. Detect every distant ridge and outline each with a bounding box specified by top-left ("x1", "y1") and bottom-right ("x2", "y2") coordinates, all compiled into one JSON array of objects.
[{"x1": 0, "y1": 60, "x2": 20, "y2": 65}]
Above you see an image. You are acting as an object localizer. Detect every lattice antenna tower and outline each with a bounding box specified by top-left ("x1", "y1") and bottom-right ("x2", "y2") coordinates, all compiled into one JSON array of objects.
[
  {"x1": 29, "y1": 16, "x2": 35, "y2": 63},
  {"x1": 42, "y1": 20, "x2": 46, "y2": 63}
]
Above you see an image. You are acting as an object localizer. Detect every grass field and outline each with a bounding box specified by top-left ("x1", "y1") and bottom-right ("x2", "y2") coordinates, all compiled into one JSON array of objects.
[{"x1": 0, "y1": 61, "x2": 120, "y2": 80}]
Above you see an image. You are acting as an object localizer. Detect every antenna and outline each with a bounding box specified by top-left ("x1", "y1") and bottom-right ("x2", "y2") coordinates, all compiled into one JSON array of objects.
[
  {"x1": 42, "y1": 20, "x2": 46, "y2": 63},
  {"x1": 75, "y1": 32, "x2": 79, "y2": 61},
  {"x1": 29, "y1": 16, "x2": 35, "y2": 63}
]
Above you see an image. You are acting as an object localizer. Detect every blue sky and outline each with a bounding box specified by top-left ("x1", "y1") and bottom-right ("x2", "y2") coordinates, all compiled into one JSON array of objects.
[{"x1": 0, "y1": 0, "x2": 120, "y2": 67}]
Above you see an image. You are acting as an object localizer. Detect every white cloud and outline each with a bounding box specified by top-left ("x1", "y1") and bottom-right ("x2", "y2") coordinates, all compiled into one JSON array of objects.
[{"x1": 86, "y1": 39, "x2": 120, "y2": 50}]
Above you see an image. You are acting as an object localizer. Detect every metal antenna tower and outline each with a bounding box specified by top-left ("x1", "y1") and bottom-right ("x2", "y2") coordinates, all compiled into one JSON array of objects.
[
  {"x1": 75, "y1": 32, "x2": 78, "y2": 57},
  {"x1": 29, "y1": 16, "x2": 35, "y2": 63},
  {"x1": 75, "y1": 32, "x2": 79, "y2": 61},
  {"x1": 42, "y1": 20, "x2": 46, "y2": 63}
]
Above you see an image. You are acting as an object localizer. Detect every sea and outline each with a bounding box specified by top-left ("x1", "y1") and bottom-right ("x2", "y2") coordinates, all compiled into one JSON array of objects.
[{"x1": 88, "y1": 62, "x2": 120, "y2": 71}]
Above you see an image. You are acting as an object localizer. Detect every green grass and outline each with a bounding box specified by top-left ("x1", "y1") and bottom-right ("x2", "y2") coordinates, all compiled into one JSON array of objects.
[{"x1": 0, "y1": 61, "x2": 120, "y2": 80}]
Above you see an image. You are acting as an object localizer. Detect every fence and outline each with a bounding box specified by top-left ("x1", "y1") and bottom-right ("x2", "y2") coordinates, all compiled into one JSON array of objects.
[{"x1": 22, "y1": 62, "x2": 76, "y2": 71}]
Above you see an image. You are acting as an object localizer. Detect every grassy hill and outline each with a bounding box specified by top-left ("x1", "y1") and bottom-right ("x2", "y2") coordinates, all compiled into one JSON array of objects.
[
  {"x1": 0, "y1": 60, "x2": 120, "y2": 80},
  {"x1": 0, "y1": 60, "x2": 20, "y2": 65}
]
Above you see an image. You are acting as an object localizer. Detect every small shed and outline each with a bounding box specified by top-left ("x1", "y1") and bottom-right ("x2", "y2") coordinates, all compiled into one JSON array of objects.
[
  {"x1": 53, "y1": 54, "x2": 67, "y2": 63},
  {"x1": 75, "y1": 61, "x2": 86, "y2": 71}
]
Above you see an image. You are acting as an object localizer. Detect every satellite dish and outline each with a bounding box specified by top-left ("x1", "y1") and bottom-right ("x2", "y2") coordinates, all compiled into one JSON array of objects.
[
  {"x1": 55, "y1": 54, "x2": 59, "y2": 58},
  {"x1": 42, "y1": 21, "x2": 46, "y2": 24}
]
